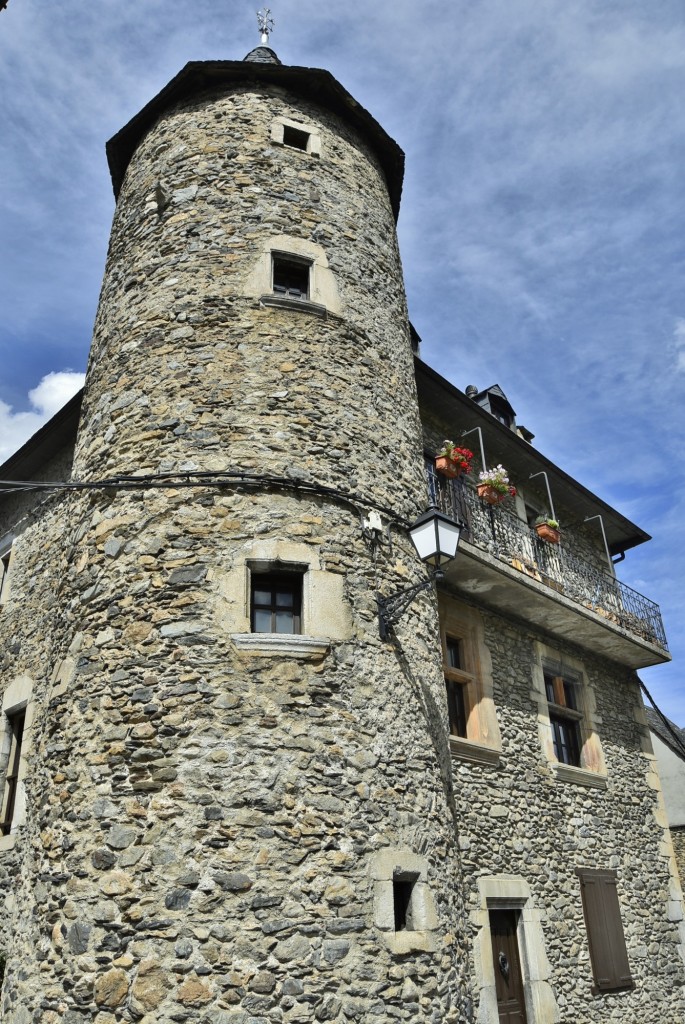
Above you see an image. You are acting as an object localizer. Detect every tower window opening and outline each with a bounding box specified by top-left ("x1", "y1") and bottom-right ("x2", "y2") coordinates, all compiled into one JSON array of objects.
[
  {"x1": 0, "y1": 546, "x2": 11, "y2": 605},
  {"x1": 0, "y1": 708, "x2": 26, "y2": 836},
  {"x1": 272, "y1": 255, "x2": 310, "y2": 300},
  {"x1": 393, "y1": 873, "x2": 418, "y2": 932},
  {"x1": 251, "y1": 572, "x2": 303, "y2": 634},
  {"x1": 282, "y1": 124, "x2": 310, "y2": 151}
]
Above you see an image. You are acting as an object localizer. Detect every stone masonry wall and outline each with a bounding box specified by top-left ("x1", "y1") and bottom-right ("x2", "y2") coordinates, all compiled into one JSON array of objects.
[
  {"x1": 0, "y1": 76, "x2": 476, "y2": 1023},
  {"x1": 445, "y1": 589, "x2": 685, "y2": 1022}
]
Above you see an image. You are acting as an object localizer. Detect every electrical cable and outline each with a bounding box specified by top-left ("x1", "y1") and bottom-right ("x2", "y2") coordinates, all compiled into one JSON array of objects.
[
  {"x1": 0, "y1": 469, "x2": 413, "y2": 528},
  {"x1": 639, "y1": 676, "x2": 685, "y2": 760}
]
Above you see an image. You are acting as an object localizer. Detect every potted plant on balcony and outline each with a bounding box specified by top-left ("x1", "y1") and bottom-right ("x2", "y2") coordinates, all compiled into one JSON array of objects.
[
  {"x1": 477, "y1": 465, "x2": 517, "y2": 505},
  {"x1": 535, "y1": 517, "x2": 561, "y2": 544},
  {"x1": 435, "y1": 441, "x2": 473, "y2": 479}
]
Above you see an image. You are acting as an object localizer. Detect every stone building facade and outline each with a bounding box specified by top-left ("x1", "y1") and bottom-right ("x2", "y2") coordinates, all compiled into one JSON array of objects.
[
  {"x1": 1, "y1": 43, "x2": 684, "y2": 1024},
  {"x1": 644, "y1": 707, "x2": 685, "y2": 891}
]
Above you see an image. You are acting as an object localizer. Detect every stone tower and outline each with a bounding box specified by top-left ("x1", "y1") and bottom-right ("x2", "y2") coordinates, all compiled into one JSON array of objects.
[{"x1": 1, "y1": 46, "x2": 474, "y2": 1022}]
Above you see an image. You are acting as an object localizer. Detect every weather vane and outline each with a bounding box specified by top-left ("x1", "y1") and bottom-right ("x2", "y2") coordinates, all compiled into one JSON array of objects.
[{"x1": 257, "y1": 7, "x2": 274, "y2": 45}]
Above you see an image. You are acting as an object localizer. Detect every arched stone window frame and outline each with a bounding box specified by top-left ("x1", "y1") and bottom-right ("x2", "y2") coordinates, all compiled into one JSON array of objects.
[
  {"x1": 244, "y1": 235, "x2": 343, "y2": 317},
  {"x1": 220, "y1": 539, "x2": 353, "y2": 658}
]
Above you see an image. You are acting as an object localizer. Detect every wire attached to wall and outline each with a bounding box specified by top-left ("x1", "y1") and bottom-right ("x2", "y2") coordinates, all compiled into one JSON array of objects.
[
  {"x1": 639, "y1": 676, "x2": 685, "y2": 761},
  {"x1": 0, "y1": 468, "x2": 414, "y2": 529}
]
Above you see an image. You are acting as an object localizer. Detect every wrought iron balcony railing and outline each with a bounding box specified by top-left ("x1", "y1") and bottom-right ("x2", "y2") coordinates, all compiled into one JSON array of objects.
[{"x1": 425, "y1": 461, "x2": 668, "y2": 651}]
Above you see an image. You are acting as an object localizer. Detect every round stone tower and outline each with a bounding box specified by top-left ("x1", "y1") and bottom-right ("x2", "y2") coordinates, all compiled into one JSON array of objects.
[{"x1": 3, "y1": 47, "x2": 474, "y2": 1023}]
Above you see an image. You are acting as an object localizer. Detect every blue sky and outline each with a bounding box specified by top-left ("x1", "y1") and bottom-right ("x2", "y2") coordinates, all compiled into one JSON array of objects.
[{"x1": 1, "y1": 0, "x2": 684, "y2": 720}]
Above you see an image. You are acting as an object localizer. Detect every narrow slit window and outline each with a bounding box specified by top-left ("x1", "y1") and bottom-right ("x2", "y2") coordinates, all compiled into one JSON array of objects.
[
  {"x1": 393, "y1": 875, "x2": 417, "y2": 932},
  {"x1": 445, "y1": 638, "x2": 468, "y2": 737},
  {"x1": 0, "y1": 547, "x2": 11, "y2": 605},
  {"x1": 444, "y1": 635, "x2": 475, "y2": 739},
  {"x1": 272, "y1": 255, "x2": 310, "y2": 300},
  {"x1": 282, "y1": 124, "x2": 310, "y2": 151},
  {"x1": 251, "y1": 573, "x2": 302, "y2": 634},
  {"x1": 1, "y1": 708, "x2": 26, "y2": 836}
]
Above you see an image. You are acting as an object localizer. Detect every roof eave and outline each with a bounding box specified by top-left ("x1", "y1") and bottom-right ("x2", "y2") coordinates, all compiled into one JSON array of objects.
[{"x1": 106, "y1": 60, "x2": 405, "y2": 218}]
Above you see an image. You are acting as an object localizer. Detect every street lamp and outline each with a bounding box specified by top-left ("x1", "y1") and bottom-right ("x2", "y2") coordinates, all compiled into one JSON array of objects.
[{"x1": 377, "y1": 506, "x2": 462, "y2": 640}]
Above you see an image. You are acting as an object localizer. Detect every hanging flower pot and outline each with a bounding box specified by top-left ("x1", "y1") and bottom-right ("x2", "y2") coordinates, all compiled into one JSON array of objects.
[
  {"x1": 535, "y1": 520, "x2": 561, "y2": 544},
  {"x1": 477, "y1": 483, "x2": 506, "y2": 505},
  {"x1": 477, "y1": 466, "x2": 516, "y2": 505},
  {"x1": 435, "y1": 442, "x2": 473, "y2": 479},
  {"x1": 435, "y1": 456, "x2": 461, "y2": 478}
]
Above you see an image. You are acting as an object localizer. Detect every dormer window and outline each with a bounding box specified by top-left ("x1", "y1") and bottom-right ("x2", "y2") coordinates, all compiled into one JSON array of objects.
[
  {"x1": 272, "y1": 254, "x2": 310, "y2": 300},
  {"x1": 488, "y1": 395, "x2": 514, "y2": 428}
]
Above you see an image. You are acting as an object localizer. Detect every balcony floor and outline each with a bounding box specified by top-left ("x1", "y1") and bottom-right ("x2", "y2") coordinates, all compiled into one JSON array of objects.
[{"x1": 444, "y1": 538, "x2": 670, "y2": 669}]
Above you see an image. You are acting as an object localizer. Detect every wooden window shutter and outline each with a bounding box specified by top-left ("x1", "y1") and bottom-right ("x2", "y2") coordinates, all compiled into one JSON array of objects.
[{"x1": 576, "y1": 868, "x2": 633, "y2": 992}]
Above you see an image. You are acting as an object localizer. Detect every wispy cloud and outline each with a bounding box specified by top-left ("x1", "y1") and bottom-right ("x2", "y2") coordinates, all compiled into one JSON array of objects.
[{"x1": 1, "y1": 0, "x2": 685, "y2": 718}]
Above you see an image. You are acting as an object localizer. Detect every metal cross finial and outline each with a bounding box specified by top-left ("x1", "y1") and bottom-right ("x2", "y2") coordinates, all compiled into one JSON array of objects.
[{"x1": 257, "y1": 7, "x2": 274, "y2": 44}]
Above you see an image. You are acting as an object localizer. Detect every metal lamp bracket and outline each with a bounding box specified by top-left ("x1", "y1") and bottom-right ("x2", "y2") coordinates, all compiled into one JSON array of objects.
[{"x1": 377, "y1": 570, "x2": 443, "y2": 640}]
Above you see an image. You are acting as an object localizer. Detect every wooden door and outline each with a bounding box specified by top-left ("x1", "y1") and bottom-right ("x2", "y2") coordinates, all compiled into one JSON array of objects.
[{"x1": 489, "y1": 909, "x2": 528, "y2": 1024}]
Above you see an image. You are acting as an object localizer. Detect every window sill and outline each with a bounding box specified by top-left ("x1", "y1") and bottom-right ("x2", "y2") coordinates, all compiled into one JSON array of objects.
[
  {"x1": 231, "y1": 633, "x2": 330, "y2": 659},
  {"x1": 259, "y1": 294, "x2": 328, "y2": 318},
  {"x1": 0, "y1": 831, "x2": 18, "y2": 852},
  {"x1": 449, "y1": 736, "x2": 502, "y2": 766},
  {"x1": 381, "y1": 930, "x2": 437, "y2": 954},
  {"x1": 551, "y1": 763, "x2": 608, "y2": 789}
]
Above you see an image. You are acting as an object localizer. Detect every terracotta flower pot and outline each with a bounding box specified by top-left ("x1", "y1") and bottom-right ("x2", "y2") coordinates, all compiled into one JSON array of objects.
[
  {"x1": 435, "y1": 456, "x2": 463, "y2": 479},
  {"x1": 477, "y1": 483, "x2": 505, "y2": 505},
  {"x1": 535, "y1": 523, "x2": 561, "y2": 544}
]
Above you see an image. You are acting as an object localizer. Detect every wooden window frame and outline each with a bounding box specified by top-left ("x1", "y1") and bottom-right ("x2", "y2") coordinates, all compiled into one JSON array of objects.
[
  {"x1": 250, "y1": 571, "x2": 303, "y2": 635},
  {"x1": 438, "y1": 596, "x2": 502, "y2": 763},
  {"x1": 0, "y1": 708, "x2": 25, "y2": 836},
  {"x1": 576, "y1": 868, "x2": 634, "y2": 993},
  {"x1": 444, "y1": 635, "x2": 475, "y2": 739},
  {"x1": 544, "y1": 670, "x2": 583, "y2": 767}
]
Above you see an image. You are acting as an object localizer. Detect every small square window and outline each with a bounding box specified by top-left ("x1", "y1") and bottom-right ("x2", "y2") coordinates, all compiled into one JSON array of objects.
[
  {"x1": 272, "y1": 255, "x2": 310, "y2": 300},
  {"x1": 251, "y1": 573, "x2": 302, "y2": 634},
  {"x1": 282, "y1": 124, "x2": 310, "y2": 151}
]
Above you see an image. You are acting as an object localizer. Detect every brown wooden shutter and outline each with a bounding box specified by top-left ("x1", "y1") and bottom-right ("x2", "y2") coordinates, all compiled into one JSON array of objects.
[{"x1": 576, "y1": 868, "x2": 633, "y2": 992}]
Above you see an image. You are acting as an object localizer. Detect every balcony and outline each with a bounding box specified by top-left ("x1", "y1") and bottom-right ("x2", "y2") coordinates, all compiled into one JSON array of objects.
[{"x1": 426, "y1": 461, "x2": 669, "y2": 668}]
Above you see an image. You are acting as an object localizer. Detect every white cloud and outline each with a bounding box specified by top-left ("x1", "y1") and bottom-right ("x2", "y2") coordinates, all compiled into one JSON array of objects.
[{"x1": 0, "y1": 371, "x2": 85, "y2": 465}]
